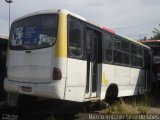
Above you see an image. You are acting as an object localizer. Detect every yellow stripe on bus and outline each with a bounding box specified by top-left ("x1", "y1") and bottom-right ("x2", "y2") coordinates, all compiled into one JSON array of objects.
[
  {"x1": 55, "y1": 12, "x2": 67, "y2": 58},
  {"x1": 102, "y1": 72, "x2": 109, "y2": 85}
]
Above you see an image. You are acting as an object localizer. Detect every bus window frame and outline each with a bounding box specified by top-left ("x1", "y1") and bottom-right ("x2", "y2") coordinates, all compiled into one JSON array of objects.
[
  {"x1": 9, "y1": 14, "x2": 58, "y2": 50},
  {"x1": 102, "y1": 31, "x2": 114, "y2": 64},
  {"x1": 84, "y1": 23, "x2": 102, "y2": 63},
  {"x1": 67, "y1": 15, "x2": 85, "y2": 60},
  {"x1": 130, "y1": 43, "x2": 144, "y2": 68},
  {"x1": 113, "y1": 36, "x2": 131, "y2": 67}
]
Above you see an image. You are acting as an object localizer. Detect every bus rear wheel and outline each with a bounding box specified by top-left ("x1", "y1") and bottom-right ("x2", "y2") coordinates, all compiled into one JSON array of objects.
[{"x1": 105, "y1": 84, "x2": 118, "y2": 104}]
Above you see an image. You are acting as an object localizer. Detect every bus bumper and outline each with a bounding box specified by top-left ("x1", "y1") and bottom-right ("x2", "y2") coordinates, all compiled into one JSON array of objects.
[{"x1": 4, "y1": 78, "x2": 65, "y2": 99}]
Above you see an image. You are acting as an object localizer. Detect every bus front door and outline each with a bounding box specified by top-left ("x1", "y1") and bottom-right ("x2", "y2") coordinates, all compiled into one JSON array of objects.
[{"x1": 85, "y1": 29, "x2": 101, "y2": 99}]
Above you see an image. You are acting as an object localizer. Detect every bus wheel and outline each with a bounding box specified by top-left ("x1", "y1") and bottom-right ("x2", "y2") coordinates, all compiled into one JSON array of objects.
[{"x1": 105, "y1": 84, "x2": 118, "y2": 104}]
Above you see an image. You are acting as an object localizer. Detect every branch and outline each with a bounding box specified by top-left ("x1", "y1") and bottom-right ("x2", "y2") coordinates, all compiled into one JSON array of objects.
[{"x1": 5, "y1": 0, "x2": 13, "y2": 3}]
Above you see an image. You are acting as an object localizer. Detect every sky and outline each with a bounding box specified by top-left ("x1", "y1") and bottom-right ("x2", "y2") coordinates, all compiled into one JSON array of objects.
[{"x1": 0, "y1": 0, "x2": 160, "y2": 40}]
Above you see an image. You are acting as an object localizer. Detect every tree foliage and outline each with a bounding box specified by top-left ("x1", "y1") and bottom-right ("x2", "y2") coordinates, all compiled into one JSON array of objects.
[
  {"x1": 152, "y1": 24, "x2": 160, "y2": 39},
  {"x1": 153, "y1": 32, "x2": 160, "y2": 39}
]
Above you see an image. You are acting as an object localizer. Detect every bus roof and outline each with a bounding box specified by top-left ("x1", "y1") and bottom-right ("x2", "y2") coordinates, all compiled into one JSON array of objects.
[
  {"x1": 101, "y1": 26, "x2": 116, "y2": 34},
  {"x1": 141, "y1": 40, "x2": 160, "y2": 43},
  {"x1": 124, "y1": 36, "x2": 150, "y2": 49},
  {"x1": 12, "y1": 9, "x2": 149, "y2": 49},
  {"x1": 0, "y1": 34, "x2": 8, "y2": 40},
  {"x1": 12, "y1": 9, "x2": 116, "y2": 35}
]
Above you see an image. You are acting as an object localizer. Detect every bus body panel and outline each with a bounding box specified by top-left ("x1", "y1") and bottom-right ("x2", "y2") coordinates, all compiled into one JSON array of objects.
[
  {"x1": 101, "y1": 64, "x2": 146, "y2": 99},
  {"x1": 64, "y1": 58, "x2": 87, "y2": 102},
  {"x1": 118, "y1": 85, "x2": 138, "y2": 97},
  {"x1": 130, "y1": 68, "x2": 145, "y2": 85},
  {"x1": 101, "y1": 64, "x2": 131, "y2": 98},
  {"x1": 131, "y1": 68, "x2": 146, "y2": 94},
  {"x1": 115, "y1": 65, "x2": 131, "y2": 85},
  {"x1": 5, "y1": 11, "x2": 68, "y2": 100},
  {"x1": 4, "y1": 78, "x2": 66, "y2": 99},
  {"x1": 5, "y1": 56, "x2": 67, "y2": 99},
  {"x1": 102, "y1": 64, "x2": 131, "y2": 86},
  {"x1": 7, "y1": 48, "x2": 53, "y2": 83},
  {"x1": 55, "y1": 11, "x2": 67, "y2": 58}
]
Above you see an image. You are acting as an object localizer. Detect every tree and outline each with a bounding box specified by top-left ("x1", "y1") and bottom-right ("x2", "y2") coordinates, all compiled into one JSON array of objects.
[
  {"x1": 152, "y1": 24, "x2": 160, "y2": 39},
  {"x1": 143, "y1": 36, "x2": 147, "y2": 41}
]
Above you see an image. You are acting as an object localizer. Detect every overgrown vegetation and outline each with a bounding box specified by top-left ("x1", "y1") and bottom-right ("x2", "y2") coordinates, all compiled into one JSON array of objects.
[
  {"x1": 142, "y1": 24, "x2": 160, "y2": 40},
  {"x1": 152, "y1": 24, "x2": 160, "y2": 40},
  {"x1": 103, "y1": 93, "x2": 153, "y2": 115}
]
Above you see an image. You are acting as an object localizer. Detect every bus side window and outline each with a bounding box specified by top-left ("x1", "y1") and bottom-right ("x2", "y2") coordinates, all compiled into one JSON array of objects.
[
  {"x1": 114, "y1": 38, "x2": 121, "y2": 50},
  {"x1": 103, "y1": 32, "x2": 113, "y2": 63},
  {"x1": 137, "y1": 47, "x2": 143, "y2": 67},
  {"x1": 68, "y1": 16, "x2": 84, "y2": 59},
  {"x1": 114, "y1": 37, "x2": 130, "y2": 65},
  {"x1": 131, "y1": 44, "x2": 137, "y2": 66},
  {"x1": 114, "y1": 50, "x2": 123, "y2": 63},
  {"x1": 114, "y1": 38, "x2": 122, "y2": 64},
  {"x1": 131, "y1": 44, "x2": 144, "y2": 67},
  {"x1": 121, "y1": 40, "x2": 129, "y2": 53},
  {"x1": 121, "y1": 40, "x2": 130, "y2": 65}
]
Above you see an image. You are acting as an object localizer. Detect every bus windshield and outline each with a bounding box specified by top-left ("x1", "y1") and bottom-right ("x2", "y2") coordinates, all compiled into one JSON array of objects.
[{"x1": 9, "y1": 14, "x2": 58, "y2": 50}]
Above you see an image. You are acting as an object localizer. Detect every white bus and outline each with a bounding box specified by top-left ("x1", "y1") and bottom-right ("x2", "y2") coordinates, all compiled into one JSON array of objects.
[{"x1": 4, "y1": 9, "x2": 152, "y2": 103}]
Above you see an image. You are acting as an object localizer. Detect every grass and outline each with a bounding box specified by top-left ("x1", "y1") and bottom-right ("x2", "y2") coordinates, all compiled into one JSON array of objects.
[
  {"x1": 104, "y1": 99, "x2": 139, "y2": 115},
  {"x1": 103, "y1": 93, "x2": 152, "y2": 115},
  {"x1": 137, "y1": 93, "x2": 152, "y2": 114}
]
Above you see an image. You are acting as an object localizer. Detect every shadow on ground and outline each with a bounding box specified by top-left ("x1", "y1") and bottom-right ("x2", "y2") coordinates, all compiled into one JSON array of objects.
[{"x1": 0, "y1": 99, "x2": 106, "y2": 120}]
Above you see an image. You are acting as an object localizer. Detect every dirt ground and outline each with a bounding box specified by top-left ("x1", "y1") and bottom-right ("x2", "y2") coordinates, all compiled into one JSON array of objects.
[{"x1": 147, "y1": 99, "x2": 160, "y2": 114}]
